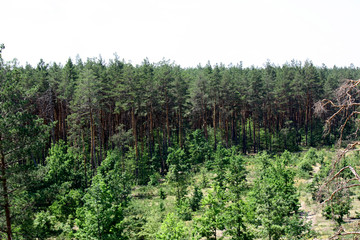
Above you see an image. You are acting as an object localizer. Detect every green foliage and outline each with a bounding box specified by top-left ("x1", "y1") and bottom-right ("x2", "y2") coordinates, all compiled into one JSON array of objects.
[
  {"x1": 304, "y1": 147, "x2": 320, "y2": 165},
  {"x1": 74, "y1": 151, "x2": 131, "y2": 240},
  {"x1": 185, "y1": 129, "x2": 212, "y2": 165},
  {"x1": 75, "y1": 175, "x2": 126, "y2": 240},
  {"x1": 26, "y1": 142, "x2": 86, "y2": 238},
  {"x1": 166, "y1": 147, "x2": 189, "y2": 203},
  {"x1": 189, "y1": 186, "x2": 203, "y2": 211},
  {"x1": 249, "y1": 153, "x2": 310, "y2": 239},
  {"x1": 97, "y1": 150, "x2": 132, "y2": 205},
  {"x1": 224, "y1": 152, "x2": 251, "y2": 239},
  {"x1": 3, "y1": 48, "x2": 360, "y2": 239},
  {"x1": 176, "y1": 198, "x2": 192, "y2": 221},
  {"x1": 159, "y1": 188, "x2": 167, "y2": 200},
  {"x1": 212, "y1": 144, "x2": 232, "y2": 186},
  {"x1": 156, "y1": 213, "x2": 189, "y2": 240},
  {"x1": 224, "y1": 200, "x2": 252, "y2": 240},
  {"x1": 320, "y1": 158, "x2": 353, "y2": 225},
  {"x1": 0, "y1": 58, "x2": 49, "y2": 239},
  {"x1": 33, "y1": 211, "x2": 59, "y2": 239},
  {"x1": 49, "y1": 189, "x2": 83, "y2": 223},
  {"x1": 194, "y1": 185, "x2": 226, "y2": 239},
  {"x1": 307, "y1": 155, "x2": 333, "y2": 201},
  {"x1": 298, "y1": 159, "x2": 313, "y2": 179},
  {"x1": 199, "y1": 166, "x2": 209, "y2": 189},
  {"x1": 226, "y1": 151, "x2": 247, "y2": 195},
  {"x1": 148, "y1": 172, "x2": 161, "y2": 186},
  {"x1": 45, "y1": 141, "x2": 85, "y2": 188},
  {"x1": 297, "y1": 148, "x2": 325, "y2": 179},
  {"x1": 323, "y1": 197, "x2": 352, "y2": 225}
]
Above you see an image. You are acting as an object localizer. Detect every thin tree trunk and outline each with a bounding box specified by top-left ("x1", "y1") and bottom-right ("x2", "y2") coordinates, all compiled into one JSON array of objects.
[
  {"x1": 147, "y1": 110, "x2": 152, "y2": 157},
  {"x1": 305, "y1": 108, "x2": 308, "y2": 146},
  {"x1": 310, "y1": 104, "x2": 313, "y2": 146},
  {"x1": 258, "y1": 120, "x2": 261, "y2": 151},
  {"x1": 1, "y1": 136, "x2": 12, "y2": 240},
  {"x1": 264, "y1": 115, "x2": 268, "y2": 150},
  {"x1": 58, "y1": 100, "x2": 62, "y2": 140},
  {"x1": 202, "y1": 104, "x2": 208, "y2": 139},
  {"x1": 253, "y1": 117, "x2": 256, "y2": 153},
  {"x1": 166, "y1": 101, "x2": 170, "y2": 147},
  {"x1": 50, "y1": 90, "x2": 56, "y2": 144},
  {"x1": 213, "y1": 102, "x2": 217, "y2": 150},
  {"x1": 62, "y1": 100, "x2": 67, "y2": 144},
  {"x1": 131, "y1": 106, "x2": 138, "y2": 178},
  {"x1": 82, "y1": 131, "x2": 87, "y2": 188},
  {"x1": 90, "y1": 107, "x2": 95, "y2": 170},
  {"x1": 179, "y1": 107, "x2": 182, "y2": 148},
  {"x1": 157, "y1": 130, "x2": 164, "y2": 174},
  {"x1": 225, "y1": 118, "x2": 229, "y2": 148},
  {"x1": 162, "y1": 127, "x2": 167, "y2": 172},
  {"x1": 248, "y1": 118, "x2": 252, "y2": 152},
  {"x1": 242, "y1": 115, "x2": 247, "y2": 154},
  {"x1": 232, "y1": 111, "x2": 237, "y2": 145}
]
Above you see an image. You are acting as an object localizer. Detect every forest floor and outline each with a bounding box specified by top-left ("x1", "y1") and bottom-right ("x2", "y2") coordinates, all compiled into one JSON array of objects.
[
  {"x1": 298, "y1": 160, "x2": 360, "y2": 239},
  {"x1": 129, "y1": 150, "x2": 360, "y2": 239}
]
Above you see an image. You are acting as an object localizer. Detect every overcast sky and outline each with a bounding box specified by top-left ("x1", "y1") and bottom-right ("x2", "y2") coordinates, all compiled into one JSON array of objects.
[{"x1": 1, "y1": 0, "x2": 359, "y2": 67}]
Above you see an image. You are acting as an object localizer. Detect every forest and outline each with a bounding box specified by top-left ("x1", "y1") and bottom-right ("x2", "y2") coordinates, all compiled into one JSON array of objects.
[{"x1": 2, "y1": 42, "x2": 360, "y2": 239}]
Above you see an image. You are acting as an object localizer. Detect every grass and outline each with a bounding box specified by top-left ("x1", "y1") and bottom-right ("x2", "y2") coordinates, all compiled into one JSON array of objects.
[{"x1": 127, "y1": 149, "x2": 360, "y2": 239}]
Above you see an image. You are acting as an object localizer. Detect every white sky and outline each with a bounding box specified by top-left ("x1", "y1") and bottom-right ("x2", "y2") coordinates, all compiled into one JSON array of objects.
[{"x1": 1, "y1": 0, "x2": 360, "y2": 68}]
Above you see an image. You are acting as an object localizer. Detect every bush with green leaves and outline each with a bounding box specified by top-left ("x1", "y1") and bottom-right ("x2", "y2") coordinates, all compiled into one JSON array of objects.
[
  {"x1": 298, "y1": 159, "x2": 313, "y2": 179},
  {"x1": 323, "y1": 197, "x2": 352, "y2": 225},
  {"x1": 166, "y1": 147, "x2": 189, "y2": 203},
  {"x1": 32, "y1": 210, "x2": 59, "y2": 239},
  {"x1": 75, "y1": 151, "x2": 131, "y2": 240},
  {"x1": 303, "y1": 147, "x2": 319, "y2": 165},
  {"x1": 212, "y1": 144, "x2": 232, "y2": 187},
  {"x1": 185, "y1": 129, "x2": 212, "y2": 165},
  {"x1": 176, "y1": 199, "x2": 192, "y2": 221},
  {"x1": 249, "y1": 153, "x2": 311, "y2": 239},
  {"x1": 194, "y1": 185, "x2": 226, "y2": 239},
  {"x1": 75, "y1": 175, "x2": 126, "y2": 240},
  {"x1": 321, "y1": 165, "x2": 353, "y2": 225},
  {"x1": 199, "y1": 166, "x2": 209, "y2": 188},
  {"x1": 297, "y1": 148, "x2": 323, "y2": 179},
  {"x1": 189, "y1": 186, "x2": 203, "y2": 211},
  {"x1": 156, "y1": 213, "x2": 190, "y2": 240},
  {"x1": 159, "y1": 188, "x2": 166, "y2": 200},
  {"x1": 224, "y1": 152, "x2": 252, "y2": 240},
  {"x1": 148, "y1": 172, "x2": 161, "y2": 186},
  {"x1": 26, "y1": 142, "x2": 86, "y2": 238}
]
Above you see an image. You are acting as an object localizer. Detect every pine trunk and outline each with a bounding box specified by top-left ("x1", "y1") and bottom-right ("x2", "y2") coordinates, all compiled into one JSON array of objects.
[
  {"x1": 253, "y1": 117, "x2": 256, "y2": 153},
  {"x1": 242, "y1": 115, "x2": 247, "y2": 154},
  {"x1": 90, "y1": 107, "x2": 95, "y2": 170},
  {"x1": 132, "y1": 107, "x2": 139, "y2": 178},
  {"x1": 179, "y1": 107, "x2": 182, "y2": 148},
  {"x1": 166, "y1": 102, "x2": 170, "y2": 147},
  {"x1": 213, "y1": 102, "x2": 217, "y2": 150},
  {"x1": 0, "y1": 136, "x2": 12, "y2": 240}
]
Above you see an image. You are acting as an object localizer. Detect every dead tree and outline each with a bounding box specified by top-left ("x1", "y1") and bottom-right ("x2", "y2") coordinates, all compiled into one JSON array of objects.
[{"x1": 315, "y1": 79, "x2": 360, "y2": 238}]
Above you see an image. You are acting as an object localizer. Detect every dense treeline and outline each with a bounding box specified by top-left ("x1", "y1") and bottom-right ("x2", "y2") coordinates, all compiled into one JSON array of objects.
[
  {"x1": 2, "y1": 46, "x2": 360, "y2": 239},
  {"x1": 7, "y1": 56, "x2": 360, "y2": 173}
]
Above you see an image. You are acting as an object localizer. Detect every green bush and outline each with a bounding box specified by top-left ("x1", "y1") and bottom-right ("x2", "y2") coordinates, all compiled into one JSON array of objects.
[
  {"x1": 189, "y1": 186, "x2": 203, "y2": 211},
  {"x1": 148, "y1": 172, "x2": 161, "y2": 186}
]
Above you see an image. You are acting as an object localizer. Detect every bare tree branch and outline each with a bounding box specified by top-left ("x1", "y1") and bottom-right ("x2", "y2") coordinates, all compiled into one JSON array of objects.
[
  {"x1": 322, "y1": 183, "x2": 360, "y2": 204},
  {"x1": 316, "y1": 79, "x2": 360, "y2": 238},
  {"x1": 329, "y1": 226, "x2": 360, "y2": 239}
]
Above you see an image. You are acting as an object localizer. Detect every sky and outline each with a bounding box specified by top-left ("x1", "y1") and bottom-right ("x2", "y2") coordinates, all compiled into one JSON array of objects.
[{"x1": 1, "y1": 0, "x2": 360, "y2": 68}]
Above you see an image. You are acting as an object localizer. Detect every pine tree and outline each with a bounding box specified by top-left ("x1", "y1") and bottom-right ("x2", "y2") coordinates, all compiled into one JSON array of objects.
[
  {"x1": 249, "y1": 153, "x2": 310, "y2": 239},
  {"x1": 0, "y1": 45, "x2": 48, "y2": 239}
]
